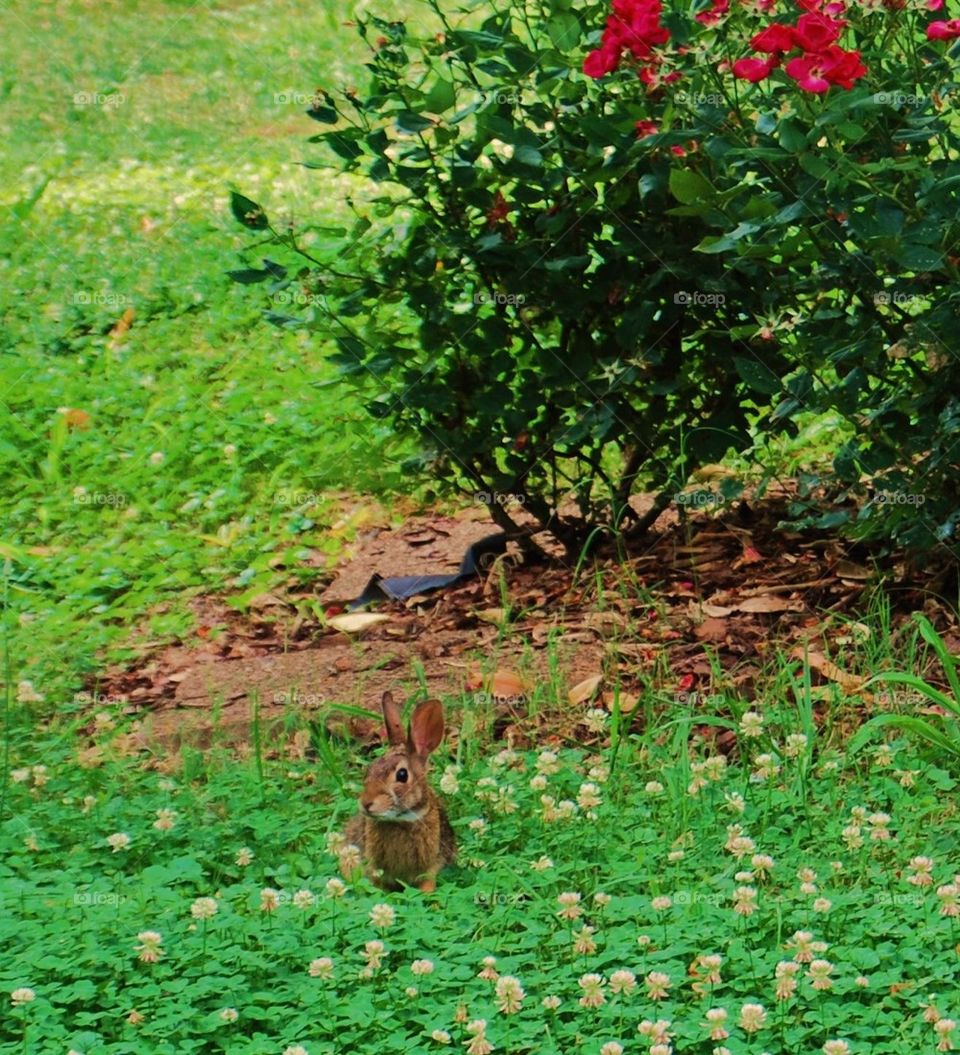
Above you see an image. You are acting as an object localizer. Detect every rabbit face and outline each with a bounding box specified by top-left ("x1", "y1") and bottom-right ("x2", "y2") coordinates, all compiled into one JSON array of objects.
[{"x1": 359, "y1": 750, "x2": 430, "y2": 821}]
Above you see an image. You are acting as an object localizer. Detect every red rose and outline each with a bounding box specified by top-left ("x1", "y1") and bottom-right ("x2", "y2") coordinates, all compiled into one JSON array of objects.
[
  {"x1": 695, "y1": 0, "x2": 731, "y2": 26},
  {"x1": 732, "y1": 55, "x2": 780, "y2": 81},
  {"x1": 786, "y1": 45, "x2": 866, "y2": 92},
  {"x1": 927, "y1": 18, "x2": 960, "y2": 38},
  {"x1": 584, "y1": 44, "x2": 621, "y2": 78},
  {"x1": 749, "y1": 23, "x2": 797, "y2": 53},
  {"x1": 793, "y1": 12, "x2": 845, "y2": 51}
]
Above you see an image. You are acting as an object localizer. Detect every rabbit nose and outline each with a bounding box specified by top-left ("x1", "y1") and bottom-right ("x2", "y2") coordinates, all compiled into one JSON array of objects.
[{"x1": 360, "y1": 792, "x2": 375, "y2": 812}]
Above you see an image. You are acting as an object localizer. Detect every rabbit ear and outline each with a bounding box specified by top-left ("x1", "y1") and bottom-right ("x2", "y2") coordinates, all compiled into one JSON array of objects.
[
  {"x1": 381, "y1": 691, "x2": 405, "y2": 746},
  {"x1": 408, "y1": 699, "x2": 445, "y2": 758}
]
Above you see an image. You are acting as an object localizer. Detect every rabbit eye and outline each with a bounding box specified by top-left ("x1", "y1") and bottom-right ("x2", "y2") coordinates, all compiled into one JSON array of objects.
[{"x1": 395, "y1": 767, "x2": 408, "y2": 783}]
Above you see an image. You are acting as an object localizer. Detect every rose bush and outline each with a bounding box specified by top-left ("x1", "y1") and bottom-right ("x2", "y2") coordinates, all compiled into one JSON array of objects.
[
  {"x1": 231, "y1": 0, "x2": 960, "y2": 556},
  {"x1": 579, "y1": 0, "x2": 960, "y2": 551}
]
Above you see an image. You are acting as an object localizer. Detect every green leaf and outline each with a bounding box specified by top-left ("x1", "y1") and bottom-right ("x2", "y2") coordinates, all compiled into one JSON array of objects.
[
  {"x1": 734, "y1": 357, "x2": 781, "y2": 395},
  {"x1": 848, "y1": 714, "x2": 960, "y2": 758},
  {"x1": 229, "y1": 191, "x2": 269, "y2": 230},
  {"x1": 546, "y1": 12, "x2": 580, "y2": 49},
  {"x1": 306, "y1": 104, "x2": 338, "y2": 124},
  {"x1": 778, "y1": 120, "x2": 807, "y2": 152},
  {"x1": 798, "y1": 153, "x2": 831, "y2": 178},
  {"x1": 895, "y1": 244, "x2": 943, "y2": 271},
  {"x1": 423, "y1": 77, "x2": 456, "y2": 113},
  {"x1": 862, "y1": 671, "x2": 960, "y2": 718},
  {"x1": 514, "y1": 144, "x2": 543, "y2": 168},
  {"x1": 395, "y1": 111, "x2": 434, "y2": 134},
  {"x1": 668, "y1": 168, "x2": 715, "y2": 205},
  {"x1": 695, "y1": 220, "x2": 762, "y2": 254},
  {"x1": 914, "y1": 614, "x2": 960, "y2": 705},
  {"x1": 543, "y1": 255, "x2": 591, "y2": 271}
]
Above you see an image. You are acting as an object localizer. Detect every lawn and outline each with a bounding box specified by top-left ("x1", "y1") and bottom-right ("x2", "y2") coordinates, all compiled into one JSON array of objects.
[
  {"x1": 2, "y1": 669, "x2": 959, "y2": 1054},
  {"x1": 0, "y1": 0, "x2": 416, "y2": 699}
]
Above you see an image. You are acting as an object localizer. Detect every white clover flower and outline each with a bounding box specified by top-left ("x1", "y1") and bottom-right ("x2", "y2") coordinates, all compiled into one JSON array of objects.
[
  {"x1": 260, "y1": 888, "x2": 281, "y2": 913},
  {"x1": 17, "y1": 681, "x2": 44, "y2": 704},
  {"x1": 10, "y1": 988, "x2": 36, "y2": 1005},
  {"x1": 153, "y1": 808, "x2": 177, "y2": 831},
  {"x1": 308, "y1": 957, "x2": 333, "y2": 979},
  {"x1": 739, "y1": 711, "x2": 764, "y2": 737},
  {"x1": 585, "y1": 707, "x2": 607, "y2": 733},
  {"x1": 557, "y1": 891, "x2": 582, "y2": 920},
  {"x1": 191, "y1": 897, "x2": 218, "y2": 920},
  {"x1": 578, "y1": 973, "x2": 606, "y2": 1007},
  {"x1": 577, "y1": 782, "x2": 602, "y2": 810},
  {"x1": 784, "y1": 733, "x2": 808, "y2": 757},
  {"x1": 134, "y1": 931, "x2": 164, "y2": 964},
  {"x1": 536, "y1": 750, "x2": 560, "y2": 775},
  {"x1": 280, "y1": 885, "x2": 310, "y2": 909},
  {"x1": 495, "y1": 974, "x2": 525, "y2": 1014},
  {"x1": 572, "y1": 925, "x2": 597, "y2": 955},
  {"x1": 370, "y1": 903, "x2": 396, "y2": 928},
  {"x1": 609, "y1": 969, "x2": 637, "y2": 995},
  {"x1": 739, "y1": 1002, "x2": 767, "y2": 1033},
  {"x1": 809, "y1": 959, "x2": 834, "y2": 990},
  {"x1": 751, "y1": 753, "x2": 780, "y2": 781},
  {"x1": 325, "y1": 877, "x2": 347, "y2": 898},
  {"x1": 645, "y1": 971, "x2": 671, "y2": 999}
]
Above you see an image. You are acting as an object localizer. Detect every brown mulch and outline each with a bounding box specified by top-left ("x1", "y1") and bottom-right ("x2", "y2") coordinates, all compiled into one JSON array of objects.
[{"x1": 89, "y1": 495, "x2": 960, "y2": 760}]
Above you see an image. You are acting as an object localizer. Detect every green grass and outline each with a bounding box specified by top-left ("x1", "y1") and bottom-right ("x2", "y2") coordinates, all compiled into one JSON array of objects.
[
  {"x1": 2, "y1": 666, "x2": 959, "y2": 1055},
  {"x1": 0, "y1": 0, "x2": 423, "y2": 696}
]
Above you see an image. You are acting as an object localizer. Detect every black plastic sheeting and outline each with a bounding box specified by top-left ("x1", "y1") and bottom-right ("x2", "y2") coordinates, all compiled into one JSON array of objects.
[{"x1": 345, "y1": 532, "x2": 508, "y2": 610}]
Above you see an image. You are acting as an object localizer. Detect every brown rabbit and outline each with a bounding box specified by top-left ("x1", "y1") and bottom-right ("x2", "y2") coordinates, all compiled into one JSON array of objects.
[{"x1": 343, "y1": 692, "x2": 456, "y2": 892}]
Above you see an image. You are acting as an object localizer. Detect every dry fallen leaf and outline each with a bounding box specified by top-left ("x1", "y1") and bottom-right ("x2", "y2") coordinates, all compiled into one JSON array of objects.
[
  {"x1": 835, "y1": 560, "x2": 872, "y2": 581},
  {"x1": 695, "y1": 617, "x2": 728, "y2": 642},
  {"x1": 602, "y1": 690, "x2": 639, "y2": 713},
  {"x1": 584, "y1": 611, "x2": 626, "y2": 638},
  {"x1": 568, "y1": 674, "x2": 604, "y2": 706},
  {"x1": 734, "y1": 596, "x2": 804, "y2": 614},
  {"x1": 475, "y1": 608, "x2": 508, "y2": 625},
  {"x1": 466, "y1": 668, "x2": 527, "y2": 699},
  {"x1": 63, "y1": 408, "x2": 91, "y2": 430},
  {"x1": 792, "y1": 647, "x2": 870, "y2": 697},
  {"x1": 109, "y1": 307, "x2": 135, "y2": 342},
  {"x1": 327, "y1": 612, "x2": 390, "y2": 635}
]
